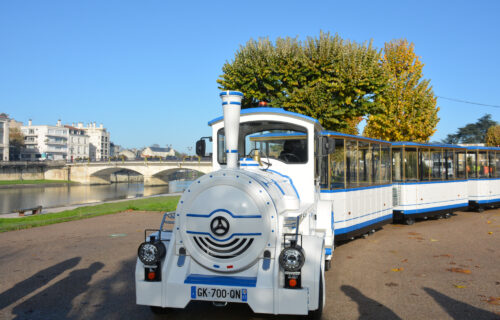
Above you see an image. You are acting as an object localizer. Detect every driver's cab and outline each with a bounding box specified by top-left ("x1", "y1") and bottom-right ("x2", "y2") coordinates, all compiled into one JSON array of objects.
[{"x1": 207, "y1": 107, "x2": 324, "y2": 204}]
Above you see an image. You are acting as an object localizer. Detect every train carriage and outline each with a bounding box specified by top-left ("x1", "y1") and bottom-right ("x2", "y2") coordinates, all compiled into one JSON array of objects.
[
  {"x1": 391, "y1": 142, "x2": 469, "y2": 224},
  {"x1": 465, "y1": 146, "x2": 500, "y2": 211},
  {"x1": 318, "y1": 132, "x2": 393, "y2": 242}
]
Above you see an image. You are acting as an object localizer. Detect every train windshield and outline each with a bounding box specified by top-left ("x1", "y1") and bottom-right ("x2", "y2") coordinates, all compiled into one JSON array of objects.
[{"x1": 217, "y1": 121, "x2": 308, "y2": 165}]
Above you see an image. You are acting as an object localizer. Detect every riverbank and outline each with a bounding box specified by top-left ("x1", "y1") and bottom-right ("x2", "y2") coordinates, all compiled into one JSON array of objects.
[
  {"x1": 0, "y1": 195, "x2": 180, "y2": 232},
  {"x1": 0, "y1": 179, "x2": 74, "y2": 188}
]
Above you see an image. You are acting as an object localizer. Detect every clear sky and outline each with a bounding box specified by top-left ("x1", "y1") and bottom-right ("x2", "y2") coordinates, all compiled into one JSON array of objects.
[{"x1": 1, "y1": 0, "x2": 499, "y2": 152}]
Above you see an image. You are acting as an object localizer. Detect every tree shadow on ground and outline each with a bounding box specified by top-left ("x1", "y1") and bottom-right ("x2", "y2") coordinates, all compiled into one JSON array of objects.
[
  {"x1": 0, "y1": 257, "x2": 81, "y2": 310},
  {"x1": 423, "y1": 287, "x2": 499, "y2": 320},
  {"x1": 341, "y1": 285, "x2": 402, "y2": 320},
  {"x1": 11, "y1": 261, "x2": 103, "y2": 320}
]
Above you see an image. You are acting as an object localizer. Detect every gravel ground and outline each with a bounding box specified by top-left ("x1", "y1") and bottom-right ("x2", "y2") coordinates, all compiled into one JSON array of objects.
[{"x1": 0, "y1": 209, "x2": 498, "y2": 320}]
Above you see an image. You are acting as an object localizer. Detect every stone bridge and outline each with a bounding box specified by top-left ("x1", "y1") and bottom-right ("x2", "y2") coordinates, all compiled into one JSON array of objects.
[{"x1": 68, "y1": 160, "x2": 213, "y2": 185}]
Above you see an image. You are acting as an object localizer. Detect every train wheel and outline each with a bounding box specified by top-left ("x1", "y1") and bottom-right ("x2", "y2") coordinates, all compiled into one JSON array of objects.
[
  {"x1": 477, "y1": 208, "x2": 484, "y2": 213},
  {"x1": 444, "y1": 213, "x2": 451, "y2": 219},
  {"x1": 309, "y1": 268, "x2": 324, "y2": 320},
  {"x1": 405, "y1": 218, "x2": 415, "y2": 226}
]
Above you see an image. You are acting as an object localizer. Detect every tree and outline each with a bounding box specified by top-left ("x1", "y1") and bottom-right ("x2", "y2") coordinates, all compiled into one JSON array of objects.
[
  {"x1": 485, "y1": 125, "x2": 500, "y2": 147},
  {"x1": 444, "y1": 114, "x2": 498, "y2": 144},
  {"x1": 9, "y1": 127, "x2": 24, "y2": 160},
  {"x1": 363, "y1": 39, "x2": 439, "y2": 142},
  {"x1": 217, "y1": 31, "x2": 387, "y2": 134}
]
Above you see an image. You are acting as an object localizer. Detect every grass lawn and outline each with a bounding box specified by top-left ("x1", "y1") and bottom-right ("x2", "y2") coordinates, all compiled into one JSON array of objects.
[
  {"x1": 0, "y1": 195, "x2": 180, "y2": 232},
  {"x1": 0, "y1": 180, "x2": 74, "y2": 185}
]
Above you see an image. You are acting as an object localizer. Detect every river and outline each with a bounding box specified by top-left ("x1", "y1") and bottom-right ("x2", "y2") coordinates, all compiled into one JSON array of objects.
[{"x1": 0, "y1": 182, "x2": 190, "y2": 214}]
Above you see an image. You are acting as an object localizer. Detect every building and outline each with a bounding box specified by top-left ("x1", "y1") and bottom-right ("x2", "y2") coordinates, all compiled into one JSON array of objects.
[
  {"x1": 110, "y1": 142, "x2": 121, "y2": 157},
  {"x1": 65, "y1": 124, "x2": 89, "y2": 160},
  {"x1": 21, "y1": 120, "x2": 68, "y2": 160},
  {"x1": 118, "y1": 149, "x2": 138, "y2": 160},
  {"x1": 0, "y1": 113, "x2": 9, "y2": 161},
  {"x1": 83, "y1": 122, "x2": 110, "y2": 161},
  {"x1": 141, "y1": 146, "x2": 175, "y2": 158}
]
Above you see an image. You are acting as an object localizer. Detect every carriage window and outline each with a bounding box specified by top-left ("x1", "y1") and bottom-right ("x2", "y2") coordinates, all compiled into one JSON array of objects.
[
  {"x1": 358, "y1": 141, "x2": 371, "y2": 186},
  {"x1": 372, "y1": 143, "x2": 381, "y2": 184},
  {"x1": 381, "y1": 145, "x2": 391, "y2": 184},
  {"x1": 445, "y1": 150, "x2": 455, "y2": 180},
  {"x1": 392, "y1": 148, "x2": 402, "y2": 182},
  {"x1": 496, "y1": 152, "x2": 500, "y2": 178},
  {"x1": 488, "y1": 151, "x2": 497, "y2": 178},
  {"x1": 217, "y1": 121, "x2": 308, "y2": 165},
  {"x1": 466, "y1": 151, "x2": 477, "y2": 178},
  {"x1": 346, "y1": 140, "x2": 358, "y2": 188},
  {"x1": 478, "y1": 152, "x2": 488, "y2": 179},
  {"x1": 330, "y1": 139, "x2": 345, "y2": 189},
  {"x1": 419, "y1": 148, "x2": 431, "y2": 181},
  {"x1": 456, "y1": 151, "x2": 466, "y2": 179},
  {"x1": 430, "y1": 149, "x2": 444, "y2": 180},
  {"x1": 404, "y1": 148, "x2": 418, "y2": 182}
]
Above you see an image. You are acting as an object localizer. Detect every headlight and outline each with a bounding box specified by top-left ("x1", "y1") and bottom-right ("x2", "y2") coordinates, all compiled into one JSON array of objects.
[
  {"x1": 138, "y1": 241, "x2": 166, "y2": 265},
  {"x1": 279, "y1": 246, "x2": 305, "y2": 272}
]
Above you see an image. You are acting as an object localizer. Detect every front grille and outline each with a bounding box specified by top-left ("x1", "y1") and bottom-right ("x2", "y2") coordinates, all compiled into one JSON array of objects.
[{"x1": 192, "y1": 236, "x2": 254, "y2": 259}]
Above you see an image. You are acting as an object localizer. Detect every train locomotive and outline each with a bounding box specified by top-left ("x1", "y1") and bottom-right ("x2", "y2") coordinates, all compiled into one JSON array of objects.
[
  {"x1": 135, "y1": 90, "x2": 500, "y2": 317},
  {"x1": 136, "y1": 91, "x2": 327, "y2": 317}
]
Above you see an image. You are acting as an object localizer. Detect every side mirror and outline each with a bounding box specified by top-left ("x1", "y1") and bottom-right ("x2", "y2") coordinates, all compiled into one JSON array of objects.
[
  {"x1": 322, "y1": 137, "x2": 335, "y2": 155},
  {"x1": 196, "y1": 139, "x2": 206, "y2": 157}
]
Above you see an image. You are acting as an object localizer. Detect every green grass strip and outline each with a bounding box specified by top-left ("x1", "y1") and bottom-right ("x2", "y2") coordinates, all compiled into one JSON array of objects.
[
  {"x1": 0, "y1": 180, "x2": 74, "y2": 185},
  {"x1": 0, "y1": 196, "x2": 180, "y2": 233}
]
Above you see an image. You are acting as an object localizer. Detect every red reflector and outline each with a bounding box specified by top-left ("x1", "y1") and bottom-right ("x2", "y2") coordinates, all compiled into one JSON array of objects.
[
  {"x1": 227, "y1": 265, "x2": 233, "y2": 269},
  {"x1": 289, "y1": 279, "x2": 297, "y2": 287},
  {"x1": 147, "y1": 272, "x2": 156, "y2": 280}
]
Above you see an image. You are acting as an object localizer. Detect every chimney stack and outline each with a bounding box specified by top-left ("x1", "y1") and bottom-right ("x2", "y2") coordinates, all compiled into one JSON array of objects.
[
  {"x1": 28, "y1": 119, "x2": 32, "y2": 126},
  {"x1": 57, "y1": 119, "x2": 61, "y2": 127},
  {"x1": 220, "y1": 90, "x2": 243, "y2": 169}
]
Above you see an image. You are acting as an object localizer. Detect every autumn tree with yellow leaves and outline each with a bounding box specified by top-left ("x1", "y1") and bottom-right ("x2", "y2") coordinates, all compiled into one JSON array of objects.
[
  {"x1": 364, "y1": 39, "x2": 439, "y2": 142},
  {"x1": 485, "y1": 125, "x2": 500, "y2": 146}
]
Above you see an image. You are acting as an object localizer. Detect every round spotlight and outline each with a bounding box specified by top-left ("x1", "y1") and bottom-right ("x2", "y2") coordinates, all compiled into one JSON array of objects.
[
  {"x1": 279, "y1": 246, "x2": 305, "y2": 272},
  {"x1": 138, "y1": 241, "x2": 166, "y2": 265}
]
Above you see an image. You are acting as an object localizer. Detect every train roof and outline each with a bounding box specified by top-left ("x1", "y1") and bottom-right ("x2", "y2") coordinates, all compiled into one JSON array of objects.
[
  {"x1": 207, "y1": 107, "x2": 320, "y2": 126},
  {"x1": 463, "y1": 145, "x2": 500, "y2": 151},
  {"x1": 321, "y1": 131, "x2": 392, "y2": 145},
  {"x1": 391, "y1": 141, "x2": 466, "y2": 149}
]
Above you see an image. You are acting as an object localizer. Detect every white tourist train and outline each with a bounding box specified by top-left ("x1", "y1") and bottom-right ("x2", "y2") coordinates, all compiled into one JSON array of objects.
[{"x1": 135, "y1": 90, "x2": 500, "y2": 317}]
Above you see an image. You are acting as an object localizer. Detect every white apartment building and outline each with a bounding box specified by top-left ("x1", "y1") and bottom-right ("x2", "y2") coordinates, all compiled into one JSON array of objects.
[
  {"x1": 21, "y1": 120, "x2": 68, "y2": 160},
  {"x1": 0, "y1": 113, "x2": 9, "y2": 161},
  {"x1": 84, "y1": 122, "x2": 110, "y2": 161},
  {"x1": 65, "y1": 124, "x2": 89, "y2": 160}
]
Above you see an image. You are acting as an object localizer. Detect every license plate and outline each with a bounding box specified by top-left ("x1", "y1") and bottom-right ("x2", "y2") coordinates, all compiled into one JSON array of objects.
[{"x1": 190, "y1": 286, "x2": 248, "y2": 302}]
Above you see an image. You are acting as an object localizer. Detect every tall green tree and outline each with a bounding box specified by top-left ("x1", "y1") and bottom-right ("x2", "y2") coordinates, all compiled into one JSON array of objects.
[
  {"x1": 217, "y1": 32, "x2": 387, "y2": 133},
  {"x1": 443, "y1": 114, "x2": 497, "y2": 144},
  {"x1": 363, "y1": 39, "x2": 439, "y2": 142}
]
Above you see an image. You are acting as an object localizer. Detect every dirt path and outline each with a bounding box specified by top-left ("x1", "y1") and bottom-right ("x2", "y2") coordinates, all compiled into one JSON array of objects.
[{"x1": 0, "y1": 210, "x2": 498, "y2": 320}]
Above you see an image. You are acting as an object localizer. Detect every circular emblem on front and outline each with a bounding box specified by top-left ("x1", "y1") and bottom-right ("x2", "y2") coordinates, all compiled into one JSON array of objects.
[{"x1": 210, "y1": 216, "x2": 230, "y2": 237}]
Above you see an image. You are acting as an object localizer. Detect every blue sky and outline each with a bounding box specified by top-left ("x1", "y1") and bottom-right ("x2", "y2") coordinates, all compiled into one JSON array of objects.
[{"x1": 1, "y1": 0, "x2": 499, "y2": 152}]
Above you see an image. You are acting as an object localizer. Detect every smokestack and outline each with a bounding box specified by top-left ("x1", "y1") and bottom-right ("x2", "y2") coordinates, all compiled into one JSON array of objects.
[
  {"x1": 57, "y1": 119, "x2": 61, "y2": 127},
  {"x1": 28, "y1": 119, "x2": 32, "y2": 126},
  {"x1": 220, "y1": 90, "x2": 243, "y2": 169}
]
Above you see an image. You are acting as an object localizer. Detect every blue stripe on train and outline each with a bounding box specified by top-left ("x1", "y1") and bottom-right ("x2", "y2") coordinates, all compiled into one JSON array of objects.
[
  {"x1": 397, "y1": 202, "x2": 468, "y2": 215},
  {"x1": 335, "y1": 213, "x2": 392, "y2": 235},
  {"x1": 185, "y1": 274, "x2": 257, "y2": 287}
]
